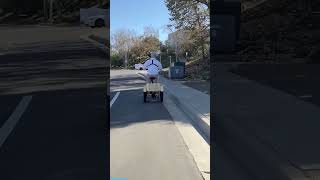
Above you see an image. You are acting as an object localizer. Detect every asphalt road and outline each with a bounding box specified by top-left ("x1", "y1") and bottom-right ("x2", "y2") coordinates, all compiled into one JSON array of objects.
[
  {"x1": 0, "y1": 25, "x2": 255, "y2": 180},
  {"x1": 110, "y1": 70, "x2": 204, "y2": 180},
  {"x1": 0, "y1": 26, "x2": 108, "y2": 180},
  {"x1": 110, "y1": 70, "x2": 256, "y2": 180}
]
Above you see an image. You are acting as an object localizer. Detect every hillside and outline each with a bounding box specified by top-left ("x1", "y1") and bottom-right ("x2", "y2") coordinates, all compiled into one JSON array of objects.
[{"x1": 239, "y1": 0, "x2": 320, "y2": 63}]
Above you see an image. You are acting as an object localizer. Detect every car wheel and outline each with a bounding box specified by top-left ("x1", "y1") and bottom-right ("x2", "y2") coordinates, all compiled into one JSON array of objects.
[{"x1": 95, "y1": 19, "x2": 105, "y2": 28}]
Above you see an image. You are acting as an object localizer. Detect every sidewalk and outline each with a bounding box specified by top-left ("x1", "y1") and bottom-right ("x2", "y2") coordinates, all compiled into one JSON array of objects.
[
  {"x1": 160, "y1": 76, "x2": 210, "y2": 141},
  {"x1": 214, "y1": 63, "x2": 320, "y2": 180}
]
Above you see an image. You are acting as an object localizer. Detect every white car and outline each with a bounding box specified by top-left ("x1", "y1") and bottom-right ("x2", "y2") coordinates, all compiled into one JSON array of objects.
[
  {"x1": 134, "y1": 64, "x2": 144, "y2": 70},
  {"x1": 80, "y1": 7, "x2": 107, "y2": 28},
  {"x1": 88, "y1": 15, "x2": 106, "y2": 28}
]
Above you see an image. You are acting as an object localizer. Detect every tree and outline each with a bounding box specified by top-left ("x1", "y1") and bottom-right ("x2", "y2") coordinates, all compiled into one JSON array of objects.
[
  {"x1": 111, "y1": 29, "x2": 137, "y2": 68},
  {"x1": 111, "y1": 26, "x2": 162, "y2": 68},
  {"x1": 111, "y1": 51, "x2": 123, "y2": 68},
  {"x1": 165, "y1": 0, "x2": 209, "y2": 60},
  {"x1": 143, "y1": 25, "x2": 159, "y2": 38},
  {"x1": 129, "y1": 35, "x2": 161, "y2": 66},
  {"x1": 165, "y1": 0, "x2": 209, "y2": 29},
  {"x1": 97, "y1": 0, "x2": 103, "y2": 8}
]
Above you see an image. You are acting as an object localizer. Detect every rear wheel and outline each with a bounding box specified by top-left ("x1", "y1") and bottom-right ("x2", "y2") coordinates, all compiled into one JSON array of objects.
[
  {"x1": 143, "y1": 92, "x2": 147, "y2": 103},
  {"x1": 160, "y1": 92, "x2": 163, "y2": 102}
]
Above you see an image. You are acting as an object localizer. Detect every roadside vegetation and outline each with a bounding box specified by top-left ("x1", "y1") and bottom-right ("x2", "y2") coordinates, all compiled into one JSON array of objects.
[
  {"x1": 0, "y1": 0, "x2": 108, "y2": 24},
  {"x1": 111, "y1": 0, "x2": 210, "y2": 80},
  {"x1": 111, "y1": 26, "x2": 162, "y2": 69},
  {"x1": 239, "y1": 0, "x2": 320, "y2": 63},
  {"x1": 165, "y1": 0, "x2": 210, "y2": 80}
]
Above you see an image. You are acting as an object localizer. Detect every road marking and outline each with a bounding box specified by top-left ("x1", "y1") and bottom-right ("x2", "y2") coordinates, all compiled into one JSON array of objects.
[
  {"x1": 0, "y1": 95, "x2": 32, "y2": 148},
  {"x1": 111, "y1": 87, "x2": 143, "y2": 92},
  {"x1": 300, "y1": 94, "x2": 312, "y2": 98},
  {"x1": 110, "y1": 92, "x2": 120, "y2": 108}
]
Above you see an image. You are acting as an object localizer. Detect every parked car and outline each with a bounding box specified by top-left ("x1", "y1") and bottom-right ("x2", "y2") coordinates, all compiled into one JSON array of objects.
[
  {"x1": 135, "y1": 64, "x2": 144, "y2": 70},
  {"x1": 80, "y1": 6, "x2": 107, "y2": 28},
  {"x1": 87, "y1": 15, "x2": 106, "y2": 28}
]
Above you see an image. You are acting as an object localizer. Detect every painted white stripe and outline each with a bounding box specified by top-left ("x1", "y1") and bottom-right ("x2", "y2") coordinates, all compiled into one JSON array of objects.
[
  {"x1": 110, "y1": 87, "x2": 143, "y2": 92},
  {"x1": 300, "y1": 95, "x2": 313, "y2": 98},
  {"x1": 0, "y1": 95, "x2": 32, "y2": 148},
  {"x1": 110, "y1": 92, "x2": 120, "y2": 108}
]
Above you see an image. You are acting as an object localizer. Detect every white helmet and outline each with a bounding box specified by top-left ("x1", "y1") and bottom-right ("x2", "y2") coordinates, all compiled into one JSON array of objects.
[{"x1": 151, "y1": 52, "x2": 158, "y2": 58}]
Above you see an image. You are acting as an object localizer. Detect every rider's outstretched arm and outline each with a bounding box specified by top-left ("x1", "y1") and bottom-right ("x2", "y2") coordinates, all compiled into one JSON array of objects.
[{"x1": 143, "y1": 60, "x2": 149, "y2": 70}]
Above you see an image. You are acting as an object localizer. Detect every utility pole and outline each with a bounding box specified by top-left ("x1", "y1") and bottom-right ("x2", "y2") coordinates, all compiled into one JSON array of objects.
[
  {"x1": 186, "y1": 51, "x2": 188, "y2": 61},
  {"x1": 125, "y1": 52, "x2": 128, "y2": 69},
  {"x1": 158, "y1": 29, "x2": 161, "y2": 64},
  {"x1": 43, "y1": 0, "x2": 47, "y2": 21},
  {"x1": 174, "y1": 31, "x2": 179, "y2": 62},
  {"x1": 49, "y1": 0, "x2": 54, "y2": 23},
  {"x1": 175, "y1": 42, "x2": 178, "y2": 62}
]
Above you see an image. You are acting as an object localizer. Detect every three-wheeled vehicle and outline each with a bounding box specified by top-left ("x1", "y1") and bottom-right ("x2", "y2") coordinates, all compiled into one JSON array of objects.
[{"x1": 143, "y1": 77, "x2": 164, "y2": 103}]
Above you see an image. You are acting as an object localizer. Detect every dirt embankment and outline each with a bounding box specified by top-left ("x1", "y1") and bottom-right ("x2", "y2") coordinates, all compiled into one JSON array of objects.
[
  {"x1": 184, "y1": 58, "x2": 210, "y2": 80},
  {"x1": 239, "y1": 0, "x2": 320, "y2": 63}
]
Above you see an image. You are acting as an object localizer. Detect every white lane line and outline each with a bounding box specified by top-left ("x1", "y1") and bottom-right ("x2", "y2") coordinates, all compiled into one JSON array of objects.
[
  {"x1": 300, "y1": 95, "x2": 313, "y2": 98},
  {"x1": 0, "y1": 95, "x2": 32, "y2": 148},
  {"x1": 110, "y1": 92, "x2": 120, "y2": 108},
  {"x1": 111, "y1": 87, "x2": 143, "y2": 92}
]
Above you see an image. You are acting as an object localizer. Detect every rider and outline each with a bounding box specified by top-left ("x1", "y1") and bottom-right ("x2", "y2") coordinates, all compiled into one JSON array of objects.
[{"x1": 143, "y1": 52, "x2": 163, "y2": 83}]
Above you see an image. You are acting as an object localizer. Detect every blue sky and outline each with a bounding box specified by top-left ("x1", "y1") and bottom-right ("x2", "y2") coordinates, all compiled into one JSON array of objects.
[{"x1": 110, "y1": 0, "x2": 171, "y2": 42}]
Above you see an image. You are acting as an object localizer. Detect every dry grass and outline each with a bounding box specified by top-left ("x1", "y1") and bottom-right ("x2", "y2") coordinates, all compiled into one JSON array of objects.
[{"x1": 184, "y1": 59, "x2": 210, "y2": 80}]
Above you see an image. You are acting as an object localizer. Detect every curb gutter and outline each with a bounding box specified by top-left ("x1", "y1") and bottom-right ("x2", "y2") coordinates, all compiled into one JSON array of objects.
[{"x1": 163, "y1": 77, "x2": 210, "y2": 143}]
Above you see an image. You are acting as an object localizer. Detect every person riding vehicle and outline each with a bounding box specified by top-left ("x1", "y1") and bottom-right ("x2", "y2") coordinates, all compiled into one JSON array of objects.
[{"x1": 143, "y1": 52, "x2": 163, "y2": 83}]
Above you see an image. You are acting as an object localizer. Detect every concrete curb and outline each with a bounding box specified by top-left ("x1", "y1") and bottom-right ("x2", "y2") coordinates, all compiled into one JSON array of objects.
[
  {"x1": 162, "y1": 77, "x2": 210, "y2": 143},
  {"x1": 80, "y1": 33, "x2": 108, "y2": 53}
]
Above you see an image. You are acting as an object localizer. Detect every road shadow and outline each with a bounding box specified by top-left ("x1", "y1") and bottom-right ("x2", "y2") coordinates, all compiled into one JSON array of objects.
[
  {"x1": 110, "y1": 88, "x2": 192, "y2": 129},
  {"x1": 0, "y1": 86, "x2": 108, "y2": 180}
]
